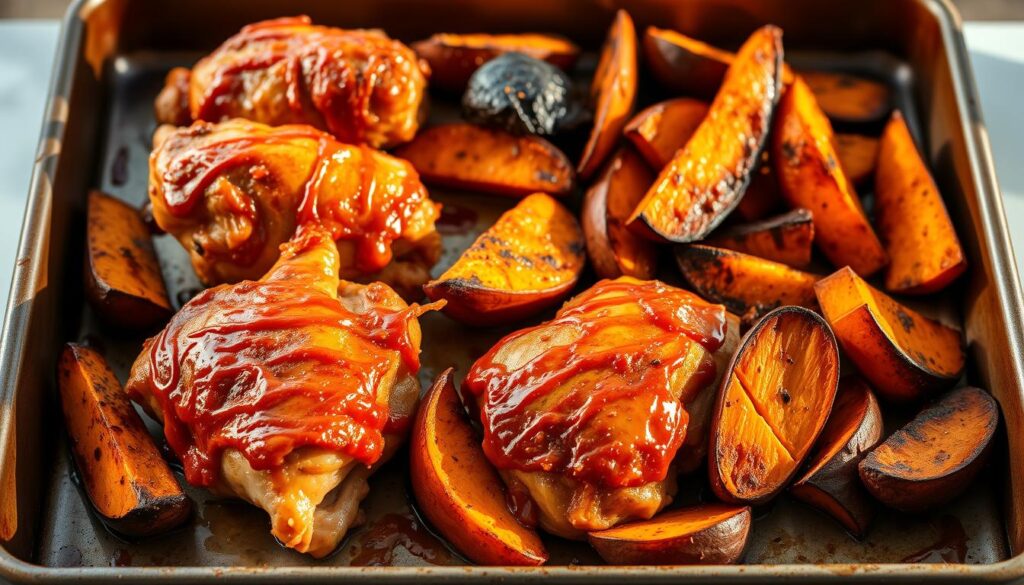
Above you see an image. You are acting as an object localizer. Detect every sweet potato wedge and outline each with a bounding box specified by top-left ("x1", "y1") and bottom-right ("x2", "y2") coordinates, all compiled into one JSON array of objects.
[
  {"x1": 858, "y1": 386, "x2": 998, "y2": 513},
  {"x1": 628, "y1": 26, "x2": 783, "y2": 243},
  {"x1": 790, "y1": 377, "x2": 883, "y2": 536},
  {"x1": 395, "y1": 123, "x2": 574, "y2": 197},
  {"x1": 814, "y1": 267, "x2": 965, "y2": 403},
  {"x1": 773, "y1": 77, "x2": 888, "y2": 276},
  {"x1": 623, "y1": 98, "x2": 709, "y2": 169},
  {"x1": 412, "y1": 33, "x2": 580, "y2": 92},
  {"x1": 835, "y1": 133, "x2": 879, "y2": 186},
  {"x1": 705, "y1": 208, "x2": 815, "y2": 269},
  {"x1": 709, "y1": 306, "x2": 840, "y2": 505},
  {"x1": 582, "y1": 148, "x2": 657, "y2": 279},
  {"x1": 801, "y1": 71, "x2": 891, "y2": 126},
  {"x1": 577, "y1": 9, "x2": 638, "y2": 179},
  {"x1": 588, "y1": 504, "x2": 752, "y2": 565},
  {"x1": 85, "y1": 190, "x2": 172, "y2": 330},
  {"x1": 875, "y1": 111, "x2": 967, "y2": 294},
  {"x1": 424, "y1": 193, "x2": 585, "y2": 325},
  {"x1": 410, "y1": 368, "x2": 548, "y2": 565},
  {"x1": 675, "y1": 245, "x2": 819, "y2": 325},
  {"x1": 58, "y1": 343, "x2": 191, "y2": 537},
  {"x1": 735, "y1": 152, "x2": 784, "y2": 221},
  {"x1": 642, "y1": 27, "x2": 735, "y2": 99}
]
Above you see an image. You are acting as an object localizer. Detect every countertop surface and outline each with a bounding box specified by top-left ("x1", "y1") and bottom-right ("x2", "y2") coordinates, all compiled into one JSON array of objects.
[{"x1": 0, "y1": 20, "x2": 1022, "y2": 316}]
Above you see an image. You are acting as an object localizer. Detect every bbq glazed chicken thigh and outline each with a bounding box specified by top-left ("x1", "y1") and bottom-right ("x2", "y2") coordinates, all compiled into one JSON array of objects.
[
  {"x1": 156, "y1": 16, "x2": 429, "y2": 149},
  {"x1": 149, "y1": 119, "x2": 441, "y2": 299},
  {"x1": 126, "y1": 225, "x2": 440, "y2": 557},
  {"x1": 463, "y1": 278, "x2": 738, "y2": 539}
]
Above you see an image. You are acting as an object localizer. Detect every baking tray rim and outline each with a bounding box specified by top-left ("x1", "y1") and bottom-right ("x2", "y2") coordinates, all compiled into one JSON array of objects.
[{"x1": 1, "y1": 0, "x2": 1023, "y2": 581}]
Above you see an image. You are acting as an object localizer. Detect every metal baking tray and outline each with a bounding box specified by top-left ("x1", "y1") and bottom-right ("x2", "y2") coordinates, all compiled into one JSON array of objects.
[{"x1": 1, "y1": 0, "x2": 1023, "y2": 581}]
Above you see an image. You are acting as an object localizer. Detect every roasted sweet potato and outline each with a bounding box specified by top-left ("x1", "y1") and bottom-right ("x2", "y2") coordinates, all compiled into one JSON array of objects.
[
  {"x1": 623, "y1": 98, "x2": 709, "y2": 169},
  {"x1": 675, "y1": 244, "x2": 819, "y2": 325},
  {"x1": 410, "y1": 368, "x2": 548, "y2": 565},
  {"x1": 588, "y1": 504, "x2": 751, "y2": 565},
  {"x1": 395, "y1": 123, "x2": 574, "y2": 197},
  {"x1": 424, "y1": 193, "x2": 585, "y2": 325},
  {"x1": 642, "y1": 27, "x2": 734, "y2": 99},
  {"x1": 85, "y1": 190, "x2": 172, "y2": 330},
  {"x1": 709, "y1": 307, "x2": 840, "y2": 505},
  {"x1": 705, "y1": 209, "x2": 815, "y2": 269},
  {"x1": 58, "y1": 343, "x2": 191, "y2": 537},
  {"x1": 582, "y1": 148, "x2": 657, "y2": 279},
  {"x1": 790, "y1": 377, "x2": 883, "y2": 536},
  {"x1": 835, "y1": 133, "x2": 879, "y2": 186},
  {"x1": 628, "y1": 26, "x2": 783, "y2": 243},
  {"x1": 773, "y1": 77, "x2": 888, "y2": 276},
  {"x1": 859, "y1": 386, "x2": 998, "y2": 513},
  {"x1": 412, "y1": 33, "x2": 580, "y2": 92},
  {"x1": 577, "y1": 10, "x2": 638, "y2": 179},
  {"x1": 802, "y1": 71, "x2": 891, "y2": 126},
  {"x1": 814, "y1": 267, "x2": 965, "y2": 403},
  {"x1": 735, "y1": 152, "x2": 784, "y2": 221},
  {"x1": 875, "y1": 111, "x2": 967, "y2": 294}
]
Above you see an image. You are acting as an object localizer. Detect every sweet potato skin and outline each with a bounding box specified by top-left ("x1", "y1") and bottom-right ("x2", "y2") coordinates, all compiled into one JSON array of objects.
[
  {"x1": 85, "y1": 190, "x2": 172, "y2": 330},
  {"x1": 410, "y1": 368, "x2": 548, "y2": 565},
  {"x1": 705, "y1": 208, "x2": 815, "y2": 269},
  {"x1": 58, "y1": 343, "x2": 191, "y2": 537},
  {"x1": 875, "y1": 111, "x2": 967, "y2": 294},
  {"x1": 675, "y1": 244, "x2": 819, "y2": 326},
  {"x1": 412, "y1": 33, "x2": 580, "y2": 92},
  {"x1": 623, "y1": 98, "x2": 709, "y2": 169},
  {"x1": 773, "y1": 77, "x2": 888, "y2": 277},
  {"x1": 814, "y1": 267, "x2": 965, "y2": 403},
  {"x1": 802, "y1": 71, "x2": 891, "y2": 126},
  {"x1": 587, "y1": 504, "x2": 751, "y2": 565},
  {"x1": 582, "y1": 148, "x2": 657, "y2": 279},
  {"x1": 578, "y1": 10, "x2": 638, "y2": 179},
  {"x1": 790, "y1": 377, "x2": 882, "y2": 537},
  {"x1": 709, "y1": 306, "x2": 840, "y2": 505},
  {"x1": 395, "y1": 123, "x2": 574, "y2": 197},
  {"x1": 629, "y1": 26, "x2": 783, "y2": 243},
  {"x1": 424, "y1": 193, "x2": 585, "y2": 325},
  {"x1": 858, "y1": 387, "x2": 998, "y2": 513}
]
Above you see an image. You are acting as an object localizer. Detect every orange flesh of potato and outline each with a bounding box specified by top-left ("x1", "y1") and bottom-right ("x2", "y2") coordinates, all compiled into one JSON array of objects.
[
  {"x1": 58, "y1": 343, "x2": 191, "y2": 537},
  {"x1": 790, "y1": 376, "x2": 883, "y2": 536},
  {"x1": 587, "y1": 504, "x2": 752, "y2": 565},
  {"x1": 85, "y1": 190, "x2": 172, "y2": 330},
  {"x1": 875, "y1": 111, "x2": 967, "y2": 294},
  {"x1": 410, "y1": 368, "x2": 548, "y2": 565},
  {"x1": 582, "y1": 148, "x2": 657, "y2": 279},
  {"x1": 412, "y1": 33, "x2": 580, "y2": 92},
  {"x1": 578, "y1": 10, "x2": 638, "y2": 179},
  {"x1": 814, "y1": 267, "x2": 965, "y2": 403},
  {"x1": 710, "y1": 307, "x2": 840, "y2": 504},
  {"x1": 424, "y1": 193, "x2": 585, "y2": 325},
  {"x1": 773, "y1": 77, "x2": 888, "y2": 276},
  {"x1": 675, "y1": 244, "x2": 819, "y2": 326},
  {"x1": 705, "y1": 208, "x2": 815, "y2": 269},
  {"x1": 623, "y1": 98, "x2": 709, "y2": 169},
  {"x1": 395, "y1": 123, "x2": 574, "y2": 197},
  {"x1": 859, "y1": 386, "x2": 998, "y2": 513},
  {"x1": 801, "y1": 71, "x2": 891, "y2": 125},
  {"x1": 835, "y1": 133, "x2": 879, "y2": 186},
  {"x1": 628, "y1": 26, "x2": 783, "y2": 243}
]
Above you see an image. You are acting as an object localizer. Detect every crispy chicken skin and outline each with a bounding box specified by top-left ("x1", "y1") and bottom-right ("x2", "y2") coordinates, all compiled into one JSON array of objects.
[
  {"x1": 463, "y1": 278, "x2": 733, "y2": 539},
  {"x1": 126, "y1": 225, "x2": 436, "y2": 556},
  {"x1": 155, "y1": 16, "x2": 429, "y2": 149},
  {"x1": 149, "y1": 119, "x2": 441, "y2": 300}
]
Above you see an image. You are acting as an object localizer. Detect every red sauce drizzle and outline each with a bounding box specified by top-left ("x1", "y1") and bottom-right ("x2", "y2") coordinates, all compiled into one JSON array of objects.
[
  {"x1": 464, "y1": 279, "x2": 726, "y2": 488},
  {"x1": 144, "y1": 229, "x2": 436, "y2": 486}
]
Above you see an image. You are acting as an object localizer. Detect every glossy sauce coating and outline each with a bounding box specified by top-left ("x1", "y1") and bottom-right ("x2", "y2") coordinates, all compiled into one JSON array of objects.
[{"x1": 464, "y1": 278, "x2": 726, "y2": 488}]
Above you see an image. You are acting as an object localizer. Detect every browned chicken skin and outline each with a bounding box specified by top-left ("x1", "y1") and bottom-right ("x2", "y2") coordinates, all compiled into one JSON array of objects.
[
  {"x1": 149, "y1": 119, "x2": 441, "y2": 299},
  {"x1": 155, "y1": 16, "x2": 429, "y2": 149}
]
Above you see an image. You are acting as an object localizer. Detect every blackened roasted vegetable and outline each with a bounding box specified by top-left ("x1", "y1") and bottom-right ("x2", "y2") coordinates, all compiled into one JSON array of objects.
[{"x1": 462, "y1": 52, "x2": 577, "y2": 136}]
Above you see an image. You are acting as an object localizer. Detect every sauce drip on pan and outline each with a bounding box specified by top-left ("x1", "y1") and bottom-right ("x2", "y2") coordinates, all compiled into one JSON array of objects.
[
  {"x1": 142, "y1": 227, "x2": 436, "y2": 486},
  {"x1": 464, "y1": 278, "x2": 726, "y2": 488}
]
